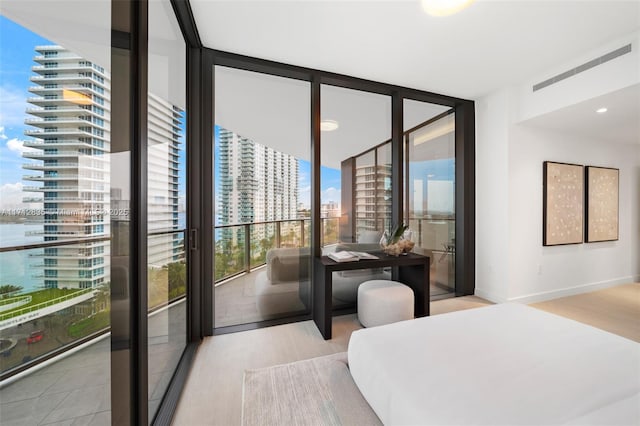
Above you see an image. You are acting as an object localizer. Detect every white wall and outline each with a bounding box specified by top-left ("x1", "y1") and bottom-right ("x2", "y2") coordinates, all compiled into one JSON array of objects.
[
  {"x1": 475, "y1": 89, "x2": 511, "y2": 302},
  {"x1": 507, "y1": 127, "x2": 640, "y2": 302},
  {"x1": 475, "y1": 31, "x2": 640, "y2": 303}
]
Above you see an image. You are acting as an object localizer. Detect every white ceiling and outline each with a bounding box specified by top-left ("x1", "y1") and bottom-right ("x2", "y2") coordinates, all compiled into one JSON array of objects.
[
  {"x1": 522, "y1": 83, "x2": 640, "y2": 145},
  {"x1": 191, "y1": 0, "x2": 640, "y2": 100},
  {"x1": 215, "y1": 65, "x2": 450, "y2": 168}
]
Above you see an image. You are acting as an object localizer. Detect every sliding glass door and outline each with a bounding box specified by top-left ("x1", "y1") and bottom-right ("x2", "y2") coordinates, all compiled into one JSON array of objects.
[
  {"x1": 147, "y1": 0, "x2": 188, "y2": 420},
  {"x1": 0, "y1": 0, "x2": 193, "y2": 423},
  {"x1": 404, "y1": 101, "x2": 456, "y2": 298},
  {"x1": 0, "y1": 3, "x2": 113, "y2": 423},
  {"x1": 319, "y1": 84, "x2": 392, "y2": 310},
  {"x1": 213, "y1": 66, "x2": 311, "y2": 329}
]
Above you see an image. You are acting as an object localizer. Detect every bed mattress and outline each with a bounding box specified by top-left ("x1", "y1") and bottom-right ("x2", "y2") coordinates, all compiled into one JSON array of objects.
[{"x1": 348, "y1": 303, "x2": 640, "y2": 425}]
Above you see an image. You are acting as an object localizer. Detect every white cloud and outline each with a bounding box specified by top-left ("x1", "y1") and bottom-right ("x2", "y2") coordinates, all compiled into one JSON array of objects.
[
  {"x1": 6, "y1": 138, "x2": 37, "y2": 155},
  {"x1": 295, "y1": 186, "x2": 342, "y2": 210},
  {"x1": 0, "y1": 126, "x2": 7, "y2": 140},
  {"x1": 0, "y1": 182, "x2": 27, "y2": 209},
  {"x1": 321, "y1": 187, "x2": 341, "y2": 204}
]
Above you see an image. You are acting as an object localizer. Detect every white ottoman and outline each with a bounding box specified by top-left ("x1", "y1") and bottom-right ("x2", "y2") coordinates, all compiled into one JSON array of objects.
[{"x1": 357, "y1": 280, "x2": 414, "y2": 327}]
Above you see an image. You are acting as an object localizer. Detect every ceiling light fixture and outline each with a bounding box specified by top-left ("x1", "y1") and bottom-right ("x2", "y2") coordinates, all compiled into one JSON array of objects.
[
  {"x1": 596, "y1": 107, "x2": 608, "y2": 114},
  {"x1": 421, "y1": 0, "x2": 475, "y2": 17},
  {"x1": 321, "y1": 120, "x2": 339, "y2": 131}
]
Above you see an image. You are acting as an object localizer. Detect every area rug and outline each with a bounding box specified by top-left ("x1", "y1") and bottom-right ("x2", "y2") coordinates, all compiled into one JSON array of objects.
[{"x1": 241, "y1": 352, "x2": 381, "y2": 426}]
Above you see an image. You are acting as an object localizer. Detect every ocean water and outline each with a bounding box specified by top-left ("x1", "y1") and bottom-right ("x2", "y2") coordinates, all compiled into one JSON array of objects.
[
  {"x1": 0, "y1": 213, "x2": 187, "y2": 293},
  {"x1": 0, "y1": 223, "x2": 44, "y2": 293}
]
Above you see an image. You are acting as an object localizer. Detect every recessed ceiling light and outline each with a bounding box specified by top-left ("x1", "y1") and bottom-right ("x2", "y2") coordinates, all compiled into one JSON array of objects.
[
  {"x1": 421, "y1": 0, "x2": 475, "y2": 17},
  {"x1": 596, "y1": 108, "x2": 608, "y2": 114},
  {"x1": 321, "y1": 120, "x2": 339, "y2": 132}
]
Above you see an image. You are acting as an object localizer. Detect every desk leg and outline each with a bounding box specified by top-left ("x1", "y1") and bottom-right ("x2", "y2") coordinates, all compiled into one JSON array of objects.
[
  {"x1": 313, "y1": 263, "x2": 332, "y2": 340},
  {"x1": 399, "y1": 262, "x2": 430, "y2": 317}
]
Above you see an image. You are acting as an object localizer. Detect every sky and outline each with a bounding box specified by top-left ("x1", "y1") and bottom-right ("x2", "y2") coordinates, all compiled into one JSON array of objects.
[{"x1": 0, "y1": 16, "x2": 51, "y2": 208}]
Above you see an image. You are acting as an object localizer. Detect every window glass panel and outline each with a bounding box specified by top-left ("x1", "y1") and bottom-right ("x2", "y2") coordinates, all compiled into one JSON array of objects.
[
  {"x1": 147, "y1": 0, "x2": 187, "y2": 421},
  {"x1": 320, "y1": 84, "x2": 391, "y2": 309},
  {"x1": 0, "y1": 2, "x2": 111, "y2": 423},
  {"x1": 214, "y1": 66, "x2": 310, "y2": 328},
  {"x1": 404, "y1": 100, "x2": 456, "y2": 298}
]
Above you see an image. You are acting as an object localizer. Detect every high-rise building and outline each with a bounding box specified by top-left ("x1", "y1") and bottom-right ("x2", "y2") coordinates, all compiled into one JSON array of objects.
[
  {"x1": 320, "y1": 201, "x2": 340, "y2": 219},
  {"x1": 354, "y1": 163, "x2": 392, "y2": 236},
  {"x1": 22, "y1": 46, "x2": 184, "y2": 288},
  {"x1": 147, "y1": 93, "x2": 184, "y2": 267},
  {"x1": 218, "y1": 127, "x2": 299, "y2": 243},
  {"x1": 22, "y1": 45, "x2": 111, "y2": 290}
]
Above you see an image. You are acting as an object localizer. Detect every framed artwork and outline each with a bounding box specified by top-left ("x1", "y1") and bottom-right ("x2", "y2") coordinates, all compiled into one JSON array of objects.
[
  {"x1": 543, "y1": 161, "x2": 584, "y2": 246},
  {"x1": 585, "y1": 166, "x2": 619, "y2": 242}
]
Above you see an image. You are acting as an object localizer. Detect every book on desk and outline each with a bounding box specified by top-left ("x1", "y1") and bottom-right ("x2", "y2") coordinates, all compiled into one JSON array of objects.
[{"x1": 327, "y1": 251, "x2": 379, "y2": 262}]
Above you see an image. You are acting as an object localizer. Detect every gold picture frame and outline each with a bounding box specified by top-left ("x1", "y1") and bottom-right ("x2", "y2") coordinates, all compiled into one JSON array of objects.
[
  {"x1": 543, "y1": 161, "x2": 584, "y2": 246},
  {"x1": 585, "y1": 166, "x2": 619, "y2": 242}
]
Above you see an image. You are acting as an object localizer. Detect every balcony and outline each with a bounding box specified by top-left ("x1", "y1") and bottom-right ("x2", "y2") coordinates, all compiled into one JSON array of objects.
[
  {"x1": 23, "y1": 174, "x2": 81, "y2": 181},
  {"x1": 213, "y1": 217, "x2": 456, "y2": 328},
  {"x1": 23, "y1": 163, "x2": 77, "y2": 170},
  {"x1": 32, "y1": 64, "x2": 94, "y2": 72},
  {"x1": 24, "y1": 128, "x2": 91, "y2": 137}
]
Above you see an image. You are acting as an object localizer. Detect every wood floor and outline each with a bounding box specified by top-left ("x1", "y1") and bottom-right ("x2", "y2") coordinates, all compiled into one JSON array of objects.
[
  {"x1": 172, "y1": 284, "x2": 639, "y2": 426},
  {"x1": 530, "y1": 283, "x2": 640, "y2": 342}
]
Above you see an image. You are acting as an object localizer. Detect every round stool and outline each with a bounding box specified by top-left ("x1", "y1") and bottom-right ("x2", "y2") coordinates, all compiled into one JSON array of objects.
[{"x1": 357, "y1": 280, "x2": 414, "y2": 327}]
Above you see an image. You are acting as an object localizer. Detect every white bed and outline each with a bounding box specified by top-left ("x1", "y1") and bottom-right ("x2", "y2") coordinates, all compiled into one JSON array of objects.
[{"x1": 348, "y1": 303, "x2": 640, "y2": 425}]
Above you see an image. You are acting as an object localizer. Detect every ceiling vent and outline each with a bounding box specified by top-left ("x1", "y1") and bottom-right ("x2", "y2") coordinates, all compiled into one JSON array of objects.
[{"x1": 533, "y1": 44, "x2": 632, "y2": 92}]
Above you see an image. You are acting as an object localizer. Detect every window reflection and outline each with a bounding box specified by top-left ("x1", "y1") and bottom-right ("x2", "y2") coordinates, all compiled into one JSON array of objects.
[
  {"x1": 213, "y1": 66, "x2": 311, "y2": 327},
  {"x1": 404, "y1": 102, "x2": 456, "y2": 298}
]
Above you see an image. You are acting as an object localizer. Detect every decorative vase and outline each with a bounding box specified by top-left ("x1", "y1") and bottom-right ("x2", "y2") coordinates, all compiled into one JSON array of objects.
[{"x1": 380, "y1": 226, "x2": 415, "y2": 256}]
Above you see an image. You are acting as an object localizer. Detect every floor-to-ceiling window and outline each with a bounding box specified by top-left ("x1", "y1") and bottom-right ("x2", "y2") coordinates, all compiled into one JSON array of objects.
[
  {"x1": 206, "y1": 51, "x2": 475, "y2": 332},
  {"x1": 213, "y1": 66, "x2": 311, "y2": 329},
  {"x1": 0, "y1": 1, "x2": 195, "y2": 423},
  {"x1": 404, "y1": 102, "x2": 456, "y2": 298},
  {"x1": 319, "y1": 84, "x2": 392, "y2": 310},
  {"x1": 0, "y1": 3, "x2": 113, "y2": 423},
  {"x1": 147, "y1": 0, "x2": 188, "y2": 420}
]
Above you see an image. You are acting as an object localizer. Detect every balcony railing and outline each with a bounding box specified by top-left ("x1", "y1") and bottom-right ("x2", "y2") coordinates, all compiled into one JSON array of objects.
[
  {"x1": 214, "y1": 217, "x2": 340, "y2": 283},
  {"x1": 214, "y1": 215, "x2": 455, "y2": 284}
]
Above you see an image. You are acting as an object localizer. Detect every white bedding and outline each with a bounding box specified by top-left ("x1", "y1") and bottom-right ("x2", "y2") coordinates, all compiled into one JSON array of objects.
[{"x1": 348, "y1": 303, "x2": 640, "y2": 425}]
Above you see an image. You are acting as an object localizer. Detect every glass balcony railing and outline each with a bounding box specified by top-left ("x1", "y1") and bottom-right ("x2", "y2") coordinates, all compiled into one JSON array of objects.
[{"x1": 214, "y1": 217, "x2": 341, "y2": 283}]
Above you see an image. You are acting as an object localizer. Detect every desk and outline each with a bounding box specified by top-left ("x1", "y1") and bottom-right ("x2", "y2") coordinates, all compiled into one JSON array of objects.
[{"x1": 313, "y1": 252, "x2": 430, "y2": 340}]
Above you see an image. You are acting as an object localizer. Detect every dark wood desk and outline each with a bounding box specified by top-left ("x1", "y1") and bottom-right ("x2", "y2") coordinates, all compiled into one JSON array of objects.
[{"x1": 313, "y1": 252, "x2": 430, "y2": 340}]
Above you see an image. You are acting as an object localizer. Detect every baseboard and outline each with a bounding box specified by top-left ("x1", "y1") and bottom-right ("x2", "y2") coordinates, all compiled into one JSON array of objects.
[
  {"x1": 508, "y1": 276, "x2": 638, "y2": 304},
  {"x1": 473, "y1": 288, "x2": 507, "y2": 304}
]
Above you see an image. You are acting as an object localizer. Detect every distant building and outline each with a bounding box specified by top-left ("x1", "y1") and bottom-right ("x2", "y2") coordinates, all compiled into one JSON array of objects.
[
  {"x1": 217, "y1": 127, "x2": 299, "y2": 244},
  {"x1": 22, "y1": 46, "x2": 183, "y2": 288},
  {"x1": 354, "y1": 163, "x2": 392, "y2": 237},
  {"x1": 22, "y1": 45, "x2": 111, "y2": 290},
  {"x1": 147, "y1": 93, "x2": 184, "y2": 268},
  {"x1": 321, "y1": 201, "x2": 340, "y2": 218}
]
